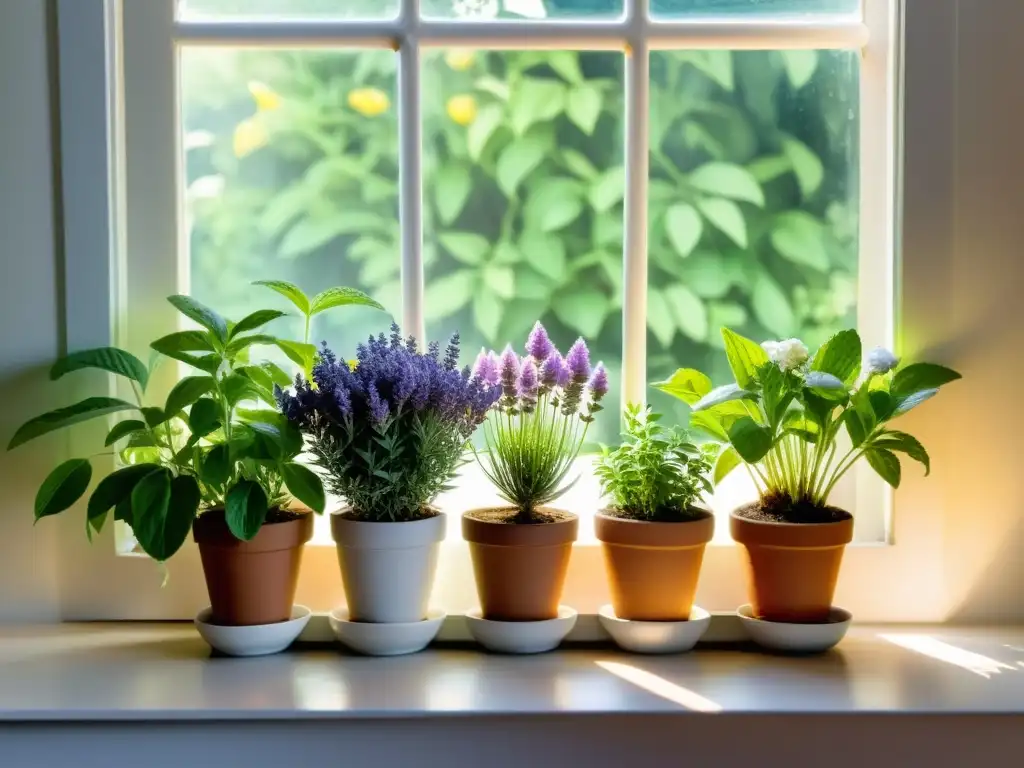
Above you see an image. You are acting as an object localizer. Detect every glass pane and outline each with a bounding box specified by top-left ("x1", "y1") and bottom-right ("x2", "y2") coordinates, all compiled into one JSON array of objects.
[
  {"x1": 652, "y1": 0, "x2": 859, "y2": 17},
  {"x1": 645, "y1": 49, "x2": 859, "y2": 508},
  {"x1": 424, "y1": 0, "x2": 623, "y2": 21},
  {"x1": 422, "y1": 50, "x2": 625, "y2": 447},
  {"x1": 178, "y1": 0, "x2": 398, "y2": 20},
  {"x1": 181, "y1": 47, "x2": 399, "y2": 353}
]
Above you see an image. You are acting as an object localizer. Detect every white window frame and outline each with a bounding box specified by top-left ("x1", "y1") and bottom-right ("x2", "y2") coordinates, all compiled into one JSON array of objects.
[{"x1": 53, "y1": 0, "x2": 957, "y2": 623}]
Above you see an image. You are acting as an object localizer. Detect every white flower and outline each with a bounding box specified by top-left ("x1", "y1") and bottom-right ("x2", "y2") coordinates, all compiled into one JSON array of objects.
[
  {"x1": 867, "y1": 346, "x2": 900, "y2": 374},
  {"x1": 452, "y1": 0, "x2": 499, "y2": 18},
  {"x1": 762, "y1": 338, "x2": 809, "y2": 371}
]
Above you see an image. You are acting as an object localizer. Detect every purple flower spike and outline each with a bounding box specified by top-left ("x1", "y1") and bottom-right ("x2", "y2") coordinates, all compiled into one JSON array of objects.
[
  {"x1": 499, "y1": 344, "x2": 520, "y2": 399},
  {"x1": 367, "y1": 384, "x2": 390, "y2": 426},
  {"x1": 565, "y1": 338, "x2": 591, "y2": 382},
  {"x1": 539, "y1": 352, "x2": 565, "y2": 389},
  {"x1": 525, "y1": 321, "x2": 554, "y2": 362},
  {"x1": 517, "y1": 359, "x2": 539, "y2": 399},
  {"x1": 587, "y1": 363, "x2": 609, "y2": 402},
  {"x1": 472, "y1": 348, "x2": 500, "y2": 387}
]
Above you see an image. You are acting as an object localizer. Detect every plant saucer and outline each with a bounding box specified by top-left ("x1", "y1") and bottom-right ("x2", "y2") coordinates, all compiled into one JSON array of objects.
[
  {"x1": 194, "y1": 605, "x2": 311, "y2": 657},
  {"x1": 465, "y1": 606, "x2": 578, "y2": 654},
  {"x1": 737, "y1": 604, "x2": 852, "y2": 653},
  {"x1": 598, "y1": 605, "x2": 711, "y2": 654},
  {"x1": 329, "y1": 607, "x2": 445, "y2": 656}
]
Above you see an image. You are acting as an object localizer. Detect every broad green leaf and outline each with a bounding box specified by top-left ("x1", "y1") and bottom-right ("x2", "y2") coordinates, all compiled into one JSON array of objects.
[
  {"x1": 782, "y1": 137, "x2": 824, "y2": 198},
  {"x1": 35, "y1": 459, "x2": 92, "y2": 520},
  {"x1": 552, "y1": 287, "x2": 609, "y2": 338},
  {"x1": 869, "y1": 390, "x2": 894, "y2": 421},
  {"x1": 104, "y1": 419, "x2": 148, "y2": 447},
  {"x1": 686, "y1": 50, "x2": 734, "y2": 91},
  {"x1": 8, "y1": 397, "x2": 139, "y2": 450},
  {"x1": 771, "y1": 212, "x2": 829, "y2": 271},
  {"x1": 140, "y1": 406, "x2": 167, "y2": 428},
  {"x1": 200, "y1": 443, "x2": 231, "y2": 488},
  {"x1": 279, "y1": 212, "x2": 385, "y2": 258},
  {"x1": 561, "y1": 148, "x2": 599, "y2": 181},
  {"x1": 781, "y1": 50, "x2": 819, "y2": 89},
  {"x1": 87, "y1": 463, "x2": 161, "y2": 533},
  {"x1": 874, "y1": 430, "x2": 930, "y2": 475},
  {"x1": 665, "y1": 203, "x2": 703, "y2": 258},
  {"x1": 682, "y1": 252, "x2": 739, "y2": 299},
  {"x1": 221, "y1": 373, "x2": 264, "y2": 407},
  {"x1": 891, "y1": 363, "x2": 962, "y2": 397},
  {"x1": 812, "y1": 329, "x2": 862, "y2": 385},
  {"x1": 865, "y1": 448, "x2": 901, "y2": 489},
  {"x1": 843, "y1": 409, "x2": 867, "y2": 448},
  {"x1": 258, "y1": 183, "x2": 310, "y2": 239},
  {"x1": 165, "y1": 475, "x2": 201, "y2": 553},
  {"x1": 688, "y1": 162, "x2": 764, "y2": 207},
  {"x1": 225, "y1": 333, "x2": 277, "y2": 358},
  {"x1": 491, "y1": 241, "x2": 522, "y2": 265},
  {"x1": 497, "y1": 136, "x2": 546, "y2": 197},
  {"x1": 188, "y1": 397, "x2": 221, "y2": 438},
  {"x1": 714, "y1": 446, "x2": 742, "y2": 485},
  {"x1": 664, "y1": 283, "x2": 709, "y2": 342},
  {"x1": 751, "y1": 272, "x2": 796, "y2": 338},
  {"x1": 691, "y1": 411, "x2": 729, "y2": 441},
  {"x1": 439, "y1": 232, "x2": 490, "y2": 265},
  {"x1": 434, "y1": 163, "x2": 473, "y2": 224},
  {"x1": 566, "y1": 84, "x2": 602, "y2": 134},
  {"x1": 588, "y1": 167, "x2": 625, "y2": 213},
  {"x1": 50, "y1": 348, "x2": 149, "y2": 391},
  {"x1": 129, "y1": 468, "x2": 171, "y2": 559},
  {"x1": 473, "y1": 289, "x2": 503, "y2": 342},
  {"x1": 226, "y1": 480, "x2": 269, "y2": 541},
  {"x1": 892, "y1": 388, "x2": 938, "y2": 417},
  {"x1": 168, "y1": 295, "x2": 228, "y2": 343},
  {"x1": 253, "y1": 280, "x2": 311, "y2": 315},
  {"x1": 510, "y1": 78, "x2": 566, "y2": 135},
  {"x1": 483, "y1": 264, "x2": 515, "y2": 300},
  {"x1": 229, "y1": 309, "x2": 286, "y2": 340},
  {"x1": 467, "y1": 103, "x2": 504, "y2": 161},
  {"x1": 728, "y1": 417, "x2": 773, "y2": 463},
  {"x1": 748, "y1": 154, "x2": 792, "y2": 183},
  {"x1": 653, "y1": 368, "x2": 712, "y2": 406},
  {"x1": 525, "y1": 180, "x2": 584, "y2": 232},
  {"x1": 282, "y1": 462, "x2": 325, "y2": 514},
  {"x1": 424, "y1": 270, "x2": 476, "y2": 320},
  {"x1": 697, "y1": 197, "x2": 747, "y2": 248},
  {"x1": 164, "y1": 376, "x2": 215, "y2": 417},
  {"x1": 548, "y1": 51, "x2": 583, "y2": 84},
  {"x1": 692, "y1": 383, "x2": 758, "y2": 412},
  {"x1": 721, "y1": 327, "x2": 770, "y2": 390},
  {"x1": 310, "y1": 286, "x2": 385, "y2": 316},
  {"x1": 150, "y1": 330, "x2": 217, "y2": 365},
  {"x1": 647, "y1": 289, "x2": 676, "y2": 348},
  {"x1": 259, "y1": 361, "x2": 293, "y2": 388},
  {"x1": 275, "y1": 340, "x2": 317, "y2": 373}
]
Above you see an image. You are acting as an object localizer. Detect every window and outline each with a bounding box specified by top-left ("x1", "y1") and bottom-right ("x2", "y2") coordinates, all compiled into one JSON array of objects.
[{"x1": 58, "y1": 0, "x2": 916, "y2": 620}]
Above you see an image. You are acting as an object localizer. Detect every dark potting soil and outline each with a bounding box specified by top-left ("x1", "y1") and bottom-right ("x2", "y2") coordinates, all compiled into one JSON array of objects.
[
  {"x1": 602, "y1": 505, "x2": 708, "y2": 523},
  {"x1": 335, "y1": 506, "x2": 441, "y2": 523},
  {"x1": 200, "y1": 507, "x2": 307, "y2": 525},
  {"x1": 465, "y1": 506, "x2": 576, "y2": 525},
  {"x1": 736, "y1": 495, "x2": 852, "y2": 525}
]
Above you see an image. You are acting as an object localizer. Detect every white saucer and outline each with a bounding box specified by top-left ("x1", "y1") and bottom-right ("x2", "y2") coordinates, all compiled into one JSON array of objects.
[
  {"x1": 329, "y1": 607, "x2": 445, "y2": 656},
  {"x1": 737, "y1": 604, "x2": 852, "y2": 653},
  {"x1": 465, "y1": 606, "x2": 578, "y2": 654},
  {"x1": 194, "y1": 605, "x2": 311, "y2": 657},
  {"x1": 598, "y1": 605, "x2": 711, "y2": 654}
]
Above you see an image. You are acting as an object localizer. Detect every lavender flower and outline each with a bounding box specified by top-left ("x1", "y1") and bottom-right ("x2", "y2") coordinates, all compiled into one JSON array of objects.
[
  {"x1": 499, "y1": 344, "x2": 520, "y2": 400},
  {"x1": 471, "y1": 348, "x2": 500, "y2": 387},
  {"x1": 539, "y1": 351, "x2": 566, "y2": 389},
  {"x1": 525, "y1": 322, "x2": 555, "y2": 363},
  {"x1": 565, "y1": 338, "x2": 591, "y2": 382},
  {"x1": 588, "y1": 363, "x2": 609, "y2": 401},
  {"x1": 517, "y1": 359, "x2": 540, "y2": 412}
]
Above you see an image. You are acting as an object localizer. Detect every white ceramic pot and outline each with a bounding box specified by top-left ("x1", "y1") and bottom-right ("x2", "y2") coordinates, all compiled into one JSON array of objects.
[
  {"x1": 331, "y1": 511, "x2": 446, "y2": 623},
  {"x1": 329, "y1": 607, "x2": 445, "y2": 656},
  {"x1": 465, "y1": 605, "x2": 578, "y2": 654},
  {"x1": 194, "y1": 605, "x2": 311, "y2": 657},
  {"x1": 737, "y1": 604, "x2": 852, "y2": 653},
  {"x1": 598, "y1": 604, "x2": 711, "y2": 654}
]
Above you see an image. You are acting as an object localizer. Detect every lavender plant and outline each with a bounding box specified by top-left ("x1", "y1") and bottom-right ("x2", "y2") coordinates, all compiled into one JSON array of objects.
[
  {"x1": 474, "y1": 323, "x2": 609, "y2": 523},
  {"x1": 278, "y1": 325, "x2": 499, "y2": 522}
]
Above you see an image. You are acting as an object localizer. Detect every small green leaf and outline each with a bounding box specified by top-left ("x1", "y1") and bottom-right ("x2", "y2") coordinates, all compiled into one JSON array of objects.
[
  {"x1": 782, "y1": 136, "x2": 824, "y2": 198},
  {"x1": 653, "y1": 368, "x2": 712, "y2": 406},
  {"x1": 310, "y1": 286, "x2": 385, "y2": 316},
  {"x1": 200, "y1": 443, "x2": 231, "y2": 487},
  {"x1": 164, "y1": 376, "x2": 215, "y2": 418},
  {"x1": 891, "y1": 363, "x2": 962, "y2": 397},
  {"x1": 748, "y1": 154, "x2": 792, "y2": 183},
  {"x1": 225, "y1": 480, "x2": 268, "y2": 541},
  {"x1": 8, "y1": 397, "x2": 139, "y2": 450},
  {"x1": 874, "y1": 431, "x2": 930, "y2": 475},
  {"x1": 752, "y1": 272, "x2": 796, "y2": 338},
  {"x1": 664, "y1": 283, "x2": 708, "y2": 342},
  {"x1": 229, "y1": 309, "x2": 286, "y2": 340},
  {"x1": 525, "y1": 180, "x2": 585, "y2": 232},
  {"x1": 279, "y1": 213, "x2": 385, "y2": 259},
  {"x1": 697, "y1": 197, "x2": 747, "y2": 248},
  {"x1": 865, "y1": 447, "x2": 901, "y2": 489},
  {"x1": 781, "y1": 50, "x2": 819, "y2": 89},
  {"x1": 771, "y1": 212, "x2": 829, "y2": 271},
  {"x1": 721, "y1": 328, "x2": 770, "y2": 390},
  {"x1": 141, "y1": 406, "x2": 169, "y2": 428},
  {"x1": 221, "y1": 373, "x2": 264, "y2": 407},
  {"x1": 188, "y1": 398, "x2": 221, "y2": 438},
  {"x1": 728, "y1": 417, "x2": 773, "y2": 463},
  {"x1": 843, "y1": 409, "x2": 867, "y2": 448},
  {"x1": 497, "y1": 136, "x2": 546, "y2": 197},
  {"x1": 434, "y1": 163, "x2": 472, "y2": 224},
  {"x1": 281, "y1": 462, "x2": 325, "y2": 514},
  {"x1": 275, "y1": 340, "x2": 317, "y2": 373},
  {"x1": 521, "y1": 231, "x2": 566, "y2": 281},
  {"x1": 35, "y1": 459, "x2": 92, "y2": 520},
  {"x1": 424, "y1": 270, "x2": 476, "y2": 320},
  {"x1": 566, "y1": 83, "x2": 602, "y2": 134},
  {"x1": 483, "y1": 264, "x2": 515, "y2": 300},
  {"x1": 439, "y1": 232, "x2": 490, "y2": 265},
  {"x1": 714, "y1": 446, "x2": 742, "y2": 485},
  {"x1": 225, "y1": 334, "x2": 277, "y2": 358},
  {"x1": 588, "y1": 166, "x2": 624, "y2": 213},
  {"x1": 692, "y1": 383, "x2": 757, "y2": 412},
  {"x1": 50, "y1": 348, "x2": 149, "y2": 391},
  {"x1": 167, "y1": 295, "x2": 228, "y2": 343},
  {"x1": 150, "y1": 331, "x2": 219, "y2": 371},
  {"x1": 562, "y1": 148, "x2": 598, "y2": 181},
  {"x1": 548, "y1": 51, "x2": 583, "y2": 84},
  {"x1": 552, "y1": 287, "x2": 609, "y2": 338},
  {"x1": 688, "y1": 162, "x2": 764, "y2": 207},
  {"x1": 253, "y1": 280, "x2": 311, "y2": 316},
  {"x1": 665, "y1": 203, "x2": 703, "y2": 258},
  {"x1": 87, "y1": 463, "x2": 161, "y2": 531},
  {"x1": 509, "y1": 78, "x2": 566, "y2": 135},
  {"x1": 473, "y1": 289, "x2": 503, "y2": 343},
  {"x1": 812, "y1": 329, "x2": 862, "y2": 385},
  {"x1": 646, "y1": 289, "x2": 676, "y2": 348},
  {"x1": 104, "y1": 419, "x2": 148, "y2": 447},
  {"x1": 467, "y1": 103, "x2": 504, "y2": 161}
]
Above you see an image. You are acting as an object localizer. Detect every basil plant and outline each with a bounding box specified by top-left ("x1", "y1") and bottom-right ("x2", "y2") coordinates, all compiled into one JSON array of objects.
[{"x1": 7, "y1": 282, "x2": 383, "y2": 561}]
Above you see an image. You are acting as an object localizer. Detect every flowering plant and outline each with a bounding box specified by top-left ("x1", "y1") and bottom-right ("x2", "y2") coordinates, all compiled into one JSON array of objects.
[
  {"x1": 473, "y1": 323, "x2": 609, "y2": 522},
  {"x1": 657, "y1": 328, "x2": 960, "y2": 522},
  {"x1": 596, "y1": 404, "x2": 715, "y2": 522},
  {"x1": 278, "y1": 325, "x2": 498, "y2": 522}
]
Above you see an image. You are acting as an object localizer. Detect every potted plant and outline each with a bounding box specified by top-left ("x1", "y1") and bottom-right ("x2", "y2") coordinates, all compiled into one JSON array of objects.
[
  {"x1": 462, "y1": 322, "x2": 608, "y2": 653},
  {"x1": 277, "y1": 324, "x2": 497, "y2": 655},
  {"x1": 658, "y1": 328, "x2": 959, "y2": 641},
  {"x1": 594, "y1": 403, "x2": 716, "y2": 647}
]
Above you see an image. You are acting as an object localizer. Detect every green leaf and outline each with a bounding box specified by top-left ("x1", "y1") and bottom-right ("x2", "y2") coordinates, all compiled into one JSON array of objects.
[
  {"x1": 150, "y1": 330, "x2": 218, "y2": 370},
  {"x1": 279, "y1": 212, "x2": 385, "y2": 259},
  {"x1": 588, "y1": 166, "x2": 625, "y2": 213},
  {"x1": 229, "y1": 310, "x2": 286, "y2": 340},
  {"x1": 496, "y1": 136, "x2": 546, "y2": 197},
  {"x1": 688, "y1": 162, "x2": 764, "y2": 207},
  {"x1": 664, "y1": 283, "x2": 708, "y2": 342},
  {"x1": 521, "y1": 232, "x2": 567, "y2": 281},
  {"x1": 782, "y1": 137, "x2": 824, "y2": 198},
  {"x1": 874, "y1": 431, "x2": 930, "y2": 475},
  {"x1": 281, "y1": 462, "x2": 325, "y2": 514},
  {"x1": 434, "y1": 163, "x2": 472, "y2": 225},
  {"x1": 548, "y1": 51, "x2": 583, "y2": 84},
  {"x1": 439, "y1": 232, "x2": 490, "y2": 265},
  {"x1": 566, "y1": 84, "x2": 602, "y2": 134},
  {"x1": 697, "y1": 197, "x2": 747, "y2": 248},
  {"x1": 869, "y1": 390, "x2": 895, "y2": 421},
  {"x1": 771, "y1": 212, "x2": 829, "y2": 271},
  {"x1": 691, "y1": 411, "x2": 729, "y2": 441},
  {"x1": 275, "y1": 340, "x2": 317, "y2": 373},
  {"x1": 892, "y1": 388, "x2": 939, "y2": 417},
  {"x1": 467, "y1": 103, "x2": 504, "y2": 161},
  {"x1": 310, "y1": 286, "x2": 385, "y2": 316},
  {"x1": 525, "y1": 180, "x2": 584, "y2": 232},
  {"x1": 653, "y1": 368, "x2": 712, "y2": 406},
  {"x1": 865, "y1": 447, "x2": 902, "y2": 489},
  {"x1": 424, "y1": 270, "x2": 476, "y2": 320},
  {"x1": 843, "y1": 409, "x2": 867, "y2": 448},
  {"x1": 646, "y1": 289, "x2": 675, "y2": 348},
  {"x1": 50, "y1": 347, "x2": 149, "y2": 391},
  {"x1": 510, "y1": 78, "x2": 566, "y2": 135},
  {"x1": 748, "y1": 154, "x2": 792, "y2": 183},
  {"x1": 188, "y1": 397, "x2": 221, "y2": 438},
  {"x1": 891, "y1": 363, "x2": 962, "y2": 397},
  {"x1": 483, "y1": 264, "x2": 515, "y2": 300},
  {"x1": 728, "y1": 417, "x2": 773, "y2": 463},
  {"x1": 225, "y1": 334, "x2": 277, "y2": 358},
  {"x1": 721, "y1": 328, "x2": 770, "y2": 390},
  {"x1": 561, "y1": 148, "x2": 599, "y2": 181},
  {"x1": 221, "y1": 373, "x2": 264, "y2": 407},
  {"x1": 104, "y1": 419, "x2": 148, "y2": 447},
  {"x1": 200, "y1": 443, "x2": 231, "y2": 487},
  {"x1": 665, "y1": 203, "x2": 703, "y2": 258},
  {"x1": 752, "y1": 272, "x2": 796, "y2": 338},
  {"x1": 225, "y1": 480, "x2": 268, "y2": 541},
  {"x1": 473, "y1": 289, "x2": 503, "y2": 343},
  {"x1": 781, "y1": 50, "x2": 819, "y2": 89},
  {"x1": 167, "y1": 295, "x2": 228, "y2": 344},
  {"x1": 8, "y1": 397, "x2": 139, "y2": 450},
  {"x1": 812, "y1": 329, "x2": 862, "y2": 386},
  {"x1": 258, "y1": 361, "x2": 293, "y2": 388},
  {"x1": 692, "y1": 383, "x2": 757, "y2": 412},
  {"x1": 552, "y1": 287, "x2": 609, "y2": 338},
  {"x1": 253, "y1": 280, "x2": 311, "y2": 316},
  {"x1": 87, "y1": 463, "x2": 161, "y2": 533},
  {"x1": 686, "y1": 50, "x2": 734, "y2": 91},
  {"x1": 714, "y1": 446, "x2": 742, "y2": 485},
  {"x1": 35, "y1": 459, "x2": 92, "y2": 520},
  {"x1": 164, "y1": 376, "x2": 215, "y2": 418},
  {"x1": 491, "y1": 241, "x2": 522, "y2": 265},
  {"x1": 129, "y1": 468, "x2": 171, "y2": 558}
]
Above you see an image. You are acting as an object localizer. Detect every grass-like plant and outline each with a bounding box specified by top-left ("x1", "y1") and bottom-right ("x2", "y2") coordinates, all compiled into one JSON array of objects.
[
  {"x1": 595, "y1": 404, "x2": 714, "y2": 522},
  {"x1": 473, "y1": 323, "x2": 609, "y2": 523}
]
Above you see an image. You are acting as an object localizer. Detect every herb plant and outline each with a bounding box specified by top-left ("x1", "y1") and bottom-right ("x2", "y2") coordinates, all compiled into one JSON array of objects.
[
  {"x1": 474, "y1": 322, "x2": 609, "y2": 522},
  {"x1": 657, "y1": 327, "x2": 961, "y2": 522},
  {"x1": 7, "y1": 282, "x2": 382, "y2": 560},
  {"x1": 278, "y1": 325, "x2": 498, "y2": 522},
  {"x1": 596, "y1": 404, "x2": 714, "y2": 522}
]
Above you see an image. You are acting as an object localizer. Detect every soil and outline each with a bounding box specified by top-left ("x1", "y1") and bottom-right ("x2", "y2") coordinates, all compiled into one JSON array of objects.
[
  {"x1": 200, "y1": 507, "x2": 307, "y2": 526},
  {"x1": 465, "y1": 506, "x2": 576, "y2": 525},
  {"x1": 335, "y1": 506, "x2": 441, "y2": 523},
  {"x1": 736, "y1": 495, "x2": 852, "y2": 525},
  {"x1": 602, "y1": 505, "x2": 708, "y2": 523}
]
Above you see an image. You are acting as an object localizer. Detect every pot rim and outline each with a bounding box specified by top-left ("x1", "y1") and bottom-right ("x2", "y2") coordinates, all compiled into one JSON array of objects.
[
  {"x1": 193, "y1": 508, "x2": 314, "y2": 553},
  {"x1": 462, "y1": 506, "x2": 579, "y2": 547},
  {"x1": 595, "y1": 506, "x2": 714, "y2": 548},
  {"x1": 331, "y1": 507, "x2": 447, "y2": 549},
  {"x1": 729, "y1": 504, "x2": 854, "y2": 548}
]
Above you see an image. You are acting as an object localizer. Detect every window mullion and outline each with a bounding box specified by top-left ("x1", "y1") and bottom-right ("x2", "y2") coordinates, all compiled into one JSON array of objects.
[{"x1": 399, "y1": 0, "x2": 425, "y2": 343}]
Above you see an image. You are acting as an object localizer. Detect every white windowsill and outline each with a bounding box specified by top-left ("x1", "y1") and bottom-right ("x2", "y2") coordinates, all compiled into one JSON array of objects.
[{"x1": 1, "y1": 623, "x2": 1022, "y2": 721}]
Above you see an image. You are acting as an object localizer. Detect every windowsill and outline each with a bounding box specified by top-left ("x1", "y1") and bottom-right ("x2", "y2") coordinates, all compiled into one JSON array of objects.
[{"x1": 1, "y1": 623, "x2": 1022, "y2": 721}]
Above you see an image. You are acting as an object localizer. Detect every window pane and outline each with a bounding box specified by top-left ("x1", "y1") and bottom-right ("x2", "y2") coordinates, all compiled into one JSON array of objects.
[
  {"x1": 422, "y1": 50, "x2": 625, "y2": 447},
  {"x1": 651, "y1": 0, "x2": 859, "y2": 17},
  {"x1": 178, "y1": 0, "x2": 398, "y2": 20},
  {"x1": 645, "y1": 49, "x2": 859, "y2": 506},
  {"x1": 424, "y1": 0, "x2": 623, "y2": 20},
  {"x1": 181, "y1": 48, "x2": 399, "y2": 351}
]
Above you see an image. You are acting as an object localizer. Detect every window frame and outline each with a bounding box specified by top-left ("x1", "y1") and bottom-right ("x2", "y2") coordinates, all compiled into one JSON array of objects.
[{"x1": 53, "y1": 0, "x2": 943, "y2": 622}]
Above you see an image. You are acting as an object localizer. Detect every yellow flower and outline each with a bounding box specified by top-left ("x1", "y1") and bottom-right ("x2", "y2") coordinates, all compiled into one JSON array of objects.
[
  {"x1": 446, "y1": 95, "x2": 477, "y2": 126},
  {"x1": 445, "y1": 50, "x2": 475, "y2": 71},
  {"x1": 348, "y1": 87, "x2": 390, "y2": 117},
  {"x1": 248, "y1": 80, "x2": 282, "y2": 111},
  {"x1": 232, "y1": 117, "x2": 268, "y2": 158}
]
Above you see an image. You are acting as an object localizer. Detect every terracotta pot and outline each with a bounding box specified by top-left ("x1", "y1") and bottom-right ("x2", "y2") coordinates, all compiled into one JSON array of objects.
[
  {"x1": 331, "y1": 510, "x2": 446, "y2": 623},
  {"x1": 730, "y1": 504, "x2": 854, "y2": 623},
  {"x1": 595, "y1": 507, "x2": 714, "y2": 621},
  {"x1": 462, "y1": 508, "x2": 578, "y2": 622},
  {"x1": 193, "y1": 509, "x2": 313, "y2": 627}
]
